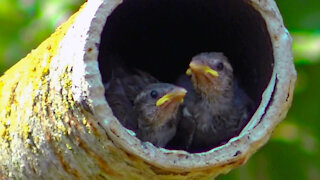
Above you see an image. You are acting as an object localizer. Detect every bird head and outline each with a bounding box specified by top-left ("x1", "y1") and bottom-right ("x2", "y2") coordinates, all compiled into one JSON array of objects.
[
  {"x1": 134, "y1": 83, "x2": 187, "y2": 128},
  {"x1": 186, "y1": 52, "x2": 233, "y2": 98}
]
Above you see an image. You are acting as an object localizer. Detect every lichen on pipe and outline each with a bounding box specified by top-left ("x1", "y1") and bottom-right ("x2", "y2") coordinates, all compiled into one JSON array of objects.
[{"x1": 0, "y1": 0, "x2": 296, "y2": 179}]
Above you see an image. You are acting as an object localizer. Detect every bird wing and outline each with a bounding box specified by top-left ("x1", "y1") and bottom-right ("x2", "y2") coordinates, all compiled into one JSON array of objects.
[
  {"x1": 166, "y1": 106, "x2": 196, "y2": 151},
  {"x1": 105, "y1": 78, "x2": 137, "y2": 130},
  {"x1": 120, "y1": 69, "x2": 159, "y2": 102},
  {"x1": 233, "y1": 79, "x2": 254, "y2": 124}
]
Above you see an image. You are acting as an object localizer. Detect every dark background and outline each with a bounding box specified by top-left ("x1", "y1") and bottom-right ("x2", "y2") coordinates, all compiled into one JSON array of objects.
[{"x1": 0, "y1": 0, "x2": 319, "y2": 179}]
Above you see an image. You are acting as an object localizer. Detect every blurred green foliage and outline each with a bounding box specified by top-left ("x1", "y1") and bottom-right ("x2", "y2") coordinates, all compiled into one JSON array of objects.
[
  {"x1": 0, "y1": 0, "x2": 85, "y2": 74},
  {"x1": 0, "y1": 0, "x2": 319, "y2": 179}
]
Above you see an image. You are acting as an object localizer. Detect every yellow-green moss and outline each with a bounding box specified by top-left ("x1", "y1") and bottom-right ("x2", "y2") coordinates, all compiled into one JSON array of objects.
[{"x1": 0, "y1": 2, "x2": 86, "y2": 150}]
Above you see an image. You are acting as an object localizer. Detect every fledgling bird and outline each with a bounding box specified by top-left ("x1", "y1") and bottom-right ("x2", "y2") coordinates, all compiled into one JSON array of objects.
[
  {"x1": 134, "y1": 83, "x2": 187, "y2": 147},
  {"x1": 176, "y1": 52, "x2": 253, "y2": 151},
  {"x1": 105, "y1": 67, "x2": 159, "y2": 131}
]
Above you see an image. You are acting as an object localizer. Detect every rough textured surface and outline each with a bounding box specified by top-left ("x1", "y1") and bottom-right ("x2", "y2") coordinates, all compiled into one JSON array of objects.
[{"x1": 0, "y1": 0, "x2": 296, "y2": 179}]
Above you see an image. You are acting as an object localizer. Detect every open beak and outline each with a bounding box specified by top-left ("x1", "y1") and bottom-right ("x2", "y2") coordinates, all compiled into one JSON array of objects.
[
  {"x1": 186, "y1": 62, "x2": 219, "y2": 78},
  {"x1": 156, "y1": 87, "x2": 187, "y2": 107}
]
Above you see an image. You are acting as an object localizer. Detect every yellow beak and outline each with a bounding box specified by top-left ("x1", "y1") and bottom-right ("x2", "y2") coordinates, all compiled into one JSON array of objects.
[
  {"x1": 156, "y1": 88, "x2": 187, "y2": 107},
  {"x1": 186, "y1": 62, "x2": 219, "y2": 77}
]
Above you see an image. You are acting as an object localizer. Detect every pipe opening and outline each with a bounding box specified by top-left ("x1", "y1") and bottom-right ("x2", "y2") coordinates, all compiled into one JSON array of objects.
[{"x1": 98, "y1": 0, "x2": 273, "y2": 152}]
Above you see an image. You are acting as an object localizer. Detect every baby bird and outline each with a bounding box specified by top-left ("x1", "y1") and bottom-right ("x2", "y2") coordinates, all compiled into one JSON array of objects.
[
  {"x1": 179, "y1": 52, "x2": 253, "y2": 151},
  {"x1": 134, "y1": 83, "x2": 187, "y2": 147},
  {"x1": 105, "y1": 68, "x2": 158, "y2": 130}
]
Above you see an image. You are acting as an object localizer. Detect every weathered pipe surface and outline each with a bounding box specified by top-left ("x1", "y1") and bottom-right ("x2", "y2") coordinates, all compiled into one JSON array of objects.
[{"x1": 0, "y1": 0, "x2": 296, "y2": 179}]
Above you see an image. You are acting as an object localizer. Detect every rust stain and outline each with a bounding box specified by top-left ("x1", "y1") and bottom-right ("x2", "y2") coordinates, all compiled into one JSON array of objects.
[
  {"x1": 217, "y1": 155, "x2": 247, "y2": 169},
  {"x1": 235, "y1": 156, "x2": 247, "y2": 166},
  {"x1": 56, "y1": 150, "x2": 80, "y2": 178},
  {"x1": 125, "y1": 152, "x2": 140, "y2": 162},
  {"x1": 82, "y1": 110, "x2": 102, "y2": 138},
  {"x1": 1, "y1": 174, "x2": 6, "y2": 180},
  {"x1": 44, "y1": 118, "x2": 80, "y2": 178},
  {"x1": 176, "y1": 153, "x2": 189, "y2": 159},
  {"x1": 44, "y1": 126, "x2": 52, "y2": 142},
  {"x1": 67, "y1": 113, "x2": 81, "y2": 131},
  {"x1": 76, "y1": 136, "x2": 122, "y2": 177},
  {"x1": 42, "y1": 105, "x2": 80, "y2": 177}
]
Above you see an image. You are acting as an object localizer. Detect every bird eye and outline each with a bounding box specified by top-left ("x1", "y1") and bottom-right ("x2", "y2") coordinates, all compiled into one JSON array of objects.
[
  {"x1": 150, "y1": 90, "x2": 158, "y2": 99},
  {"x1": 216, "y1": 62, "x2": 224, "y2": 71}
]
